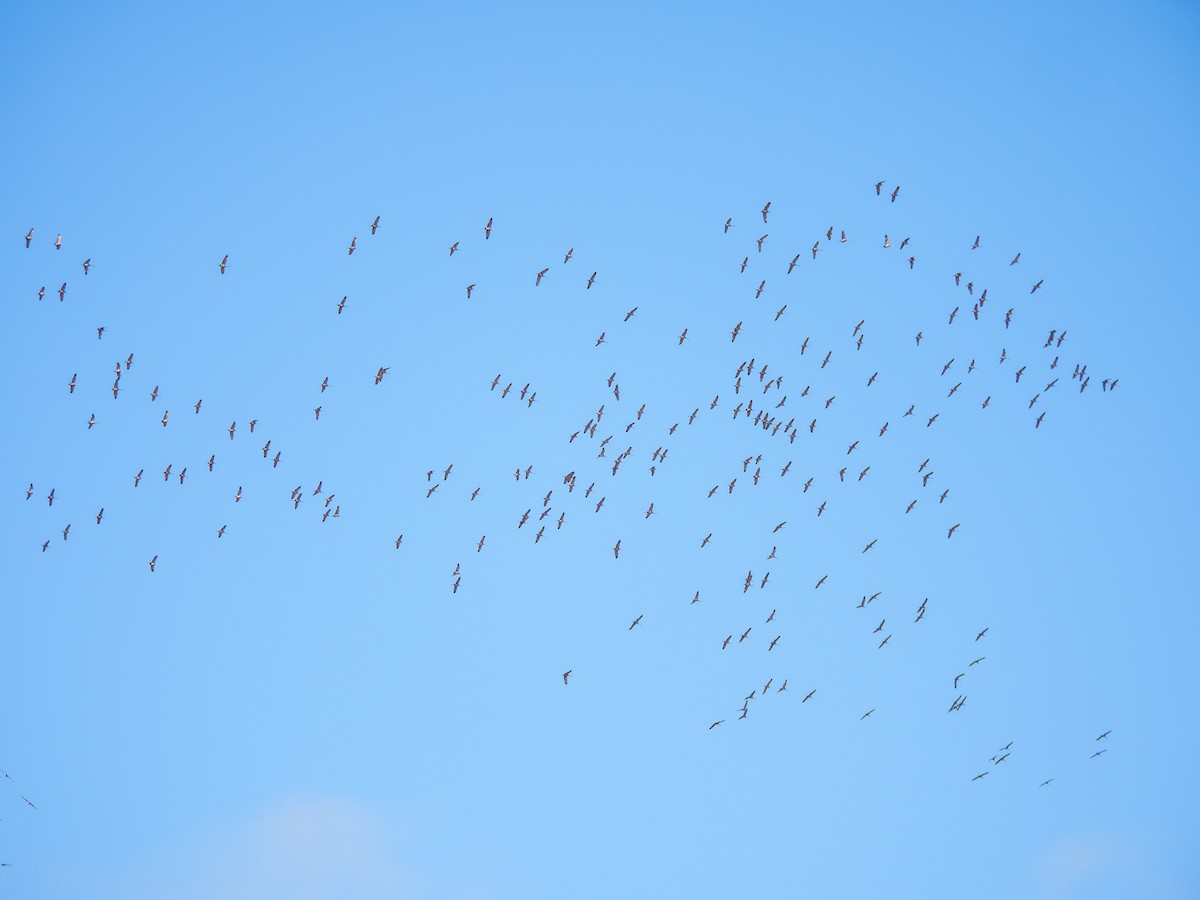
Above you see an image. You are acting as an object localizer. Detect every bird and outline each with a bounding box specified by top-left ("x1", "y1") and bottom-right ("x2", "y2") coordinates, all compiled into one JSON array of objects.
[
  {"x1": 219, "y1": 255, "x2": 228, "y2": 274},
  {"x1": 861, "y1": 709, "x2": 875, "y2": 720},
  {"x1": 761, "y1": 201, "x2": 771, "y2": 222},
  {"x1": 535, "y1": 268, "x2": 549, "y2": 286},
  {"x1": 948, "y1": 524, "x2": 961, "y2": 538},
  {"x1": 709, "y1": 720, "x2": 725, "y2": 730},
  {"x1": 466, "y1": 284, "x2": 475, "y2": 299},
  {"x1": 563, "y1": 248, "x2": 573, "y2": 264},
  {"x1": 25, "y1": 227, "x2": 34, "y2": 247},
  {"x1": 613, "y1": 540, "x2": 621, "y2": 558},
  {"x1": 58, "y1": 282, "x2": 66, "y2": 301},
  {"x1": 149, "y1": 555, "x2": 158, "y2": 572},
  {"x1": 1097, "y1": 730, "x2": 1112, "y2": 740},
  {"x1": 484, "y1": 217, "x2": 492, "y2": 239},
  {"x1": 371, "y1": 216, "x2": 380, "y2": 234},
  {"x1": 217, "y1": 525, "x2": 226, "y2": 538},
  {"x1": 587, "y1": 272, "x2": 597, "y2": 289},
  {"x1": 803, "y1": 689, "x2": 816, "y2": 702},
  {"x1": 348, "y1": 237, "x2": 357, "y2": 255},
  {"x1": 629, "y1": 614, "x2": 642, "y2": 630},
  {"x1": 976, "y1": 627, "x2": 989, "y2": 641},
  {"x1": 1031, "y1": 279, "x2": 1044, "y2": 294},
  {"x1": 337, "y1": 296, "x2": 347, "y2": 314},
  {"x1": 563, "y1": 671, "x2": 572, "y2": 685},
  {"x1": 449, "y1": 241, "x2": 459, "y2": 256},
  {"x1": 757, "y1": 234, "x2": 768, "y2": 252}
]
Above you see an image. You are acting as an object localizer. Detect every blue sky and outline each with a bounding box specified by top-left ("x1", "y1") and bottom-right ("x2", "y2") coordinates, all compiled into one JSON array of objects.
[{"x1": 2, "y1": 2, "x2": 1199, "y2": 897}]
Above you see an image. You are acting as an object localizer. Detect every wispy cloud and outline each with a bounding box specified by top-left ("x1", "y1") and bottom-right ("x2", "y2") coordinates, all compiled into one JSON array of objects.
[{"x1": 87, "y1": 797, "x2": 414, "y2": 900}]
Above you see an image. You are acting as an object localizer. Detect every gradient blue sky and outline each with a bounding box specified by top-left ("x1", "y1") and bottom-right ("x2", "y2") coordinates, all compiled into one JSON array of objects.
[{"x1": 2, "y1": 3, "x2": 1199, "y2": 898}]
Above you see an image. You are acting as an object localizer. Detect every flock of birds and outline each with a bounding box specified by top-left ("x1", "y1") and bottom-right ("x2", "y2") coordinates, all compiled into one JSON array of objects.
[{"x1": 8, "y1": 184, "x2": 1122, "y2": 862}]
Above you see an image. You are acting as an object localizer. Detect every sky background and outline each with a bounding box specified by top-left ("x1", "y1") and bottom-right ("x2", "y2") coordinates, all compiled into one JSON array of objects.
[{"x1": 2, "y1": 2, "x2": 1199, "y2": 898}]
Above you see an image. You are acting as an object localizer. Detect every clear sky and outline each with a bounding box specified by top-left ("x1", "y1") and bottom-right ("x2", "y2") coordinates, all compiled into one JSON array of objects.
[{"x1": 2, "y1": 2, "x2": 1199, "y2": 898}]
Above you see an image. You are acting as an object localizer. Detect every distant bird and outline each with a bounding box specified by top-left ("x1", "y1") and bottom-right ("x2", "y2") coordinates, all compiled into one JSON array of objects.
[
  {"x1": 1031, "y1": 279, "x2": 1044, "y2": 294},
  {"x1": 25, "y1": 228, "x2": 34, "y2": 247},
  {"x1": 724, "y1": 217, "x2": 732, "y2": 233},
  {"x1": 613, "y1": 539, "x2": 621, "y2": 559},
  {"x1": 466, "y1": 283, "x2": 475, "y2": 299},
  {"x1": 484, "y1": 217, "x2": 492, "y2": 239},
  {"x1": 371, "y1": 216, "x2": 380, "y2": 234},
  {"x1": 563, "y1": 670, "x2": 571, "y2": 685},
  {"x1": 149, "y1": 555, "x2": 158, "y2": 572},
  {"x1": 761, "y1": 201, "x2": 771, "y2": 222},
  {"x1": 219, "y1": 255, "x2": 228, "y2": 274},
  {"x1": 1097, "y1": 730, "x2": 1112, "y2": 740},
  {"x1": 449, "y1": 241, "x2": 459, "y2": 256},
  {"x1": 948, "y1": 523, "x2": 961, "y2": 538},
  {"x1": 629, "y1": 614, "x2": 642, "y2": 630},
  {"x1": 348, "y1": 237, "x2": 357, "y2": 255},
  {"x1": 536, "y1": 268, "x2": 549, "y2": 286},
  {"x1": 563, "y1": 248, "x2": 574, "y2": 264},
  {"x1": 861, "y1": 709, "x2": 875, "y2": 720},
  {"x1": 587, "y1": 272, "x2": 597, "y2": 289}
]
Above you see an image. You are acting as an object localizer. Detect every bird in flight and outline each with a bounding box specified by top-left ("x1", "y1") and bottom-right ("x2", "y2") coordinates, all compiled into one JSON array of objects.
[
  {"x1": 484, "y1": 217, "x2": 492, "y2": 239},
  {"x1": 219, "y1": 254, "x2": 228, "y2": 274},
  {"x1": 371, "y1": 216, "x2": 380, "y2": 234},
  {"x1": 563, "y1": 671, "x2": 571, "y2": 685},
  {"x1": 629, "y1": 614, "x2": 642, "y2": 630},
  {"x1": 348, "y1": 236, "x2": 357, "y2": 255},
  {"x1": 536, "y1": 268, "x2": 549, "y2": 286},
  {"x1": 948, "y1": 523, "x2": 961, "y2": 538}
]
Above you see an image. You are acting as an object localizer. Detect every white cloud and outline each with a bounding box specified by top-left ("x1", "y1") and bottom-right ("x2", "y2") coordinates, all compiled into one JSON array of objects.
[{"x1": 99, "y1": 797, "x2": 414, "y2": 900}]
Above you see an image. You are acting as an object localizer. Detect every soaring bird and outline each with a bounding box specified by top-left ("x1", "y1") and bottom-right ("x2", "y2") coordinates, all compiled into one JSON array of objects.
[
  {"x1": 563, "y1": 671, "x2": 571, "y2": 685},
  {"x1": 587, "y1": 272, "x2": 597, "y2": 289},
  {"x1": 613, "y1": 539, "x2": 621, "y2": 558},
  {"x1": 348, "y1": 237, "x2": 357, "y2": 255},
  {"x1": 448, "y1": 241, "x2": 459, "y2": 256},
  {"x1": 761, "y1": 201, "x2": 771, "y2": 222},
  {"x1": 25, "y1": 227, "x2": 34, "y2": 247},
  {"x1": 371, "y1": 216, "x2": 380, "y2": 234},
  {"x1": 219, "y1": 255, "x2": 228, "y2": 274},
  {"x1": 628, "y1": 614, "x2": 642, "y2": 630},
  {"x1": 535, "y1": 268, "x2": 549, "y2": 286},
  {"x1": 484, "y1": 217, "x2": 492, "y2": 239},
  {"x1": 948, "y1": 523, "x2": 961, "y2": 538},
  {"x1": 149, "y1": 555, "x2": 158, "y2": 572},
  {"x1": 563, "y1": 248, "x2": 574, "y2": 263},
  {"x1": 466, "y1": 283, "x2": 475, "y2": 299}
]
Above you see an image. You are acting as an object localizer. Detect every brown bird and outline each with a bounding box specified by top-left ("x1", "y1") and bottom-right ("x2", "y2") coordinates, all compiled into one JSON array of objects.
[
  {"x1": 563, "y1": 248, "x2": 573, "y2": 264},
  {"x1": 348, "y1": 237, "x2": 357, "y2": 255},
  {"x1": 613, "y1": 539, "x2": 621, "y2": 558},
  {"x1": 761, "y1": 201, "x2": 771, "y2": 222},
  {"x1": 948, "y1": 523, "x2": 961, "y2": 538},
  {"x1": 219, "y1": 254, "x2": 228, "y2": 274},
  {"x1": 449, "y1": 241, "x2": 459, "y2": 256},
  {"x1": 371, "y1": 216, "x2": 380, "y2": 234}
]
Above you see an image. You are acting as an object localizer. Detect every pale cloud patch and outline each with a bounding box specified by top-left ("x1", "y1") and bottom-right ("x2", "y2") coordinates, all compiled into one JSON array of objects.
[
  {"x1": 91, "y1": 796, "x2": 415, "y2": 900},
  {"x1": 1033, "y1": 833, "x2": 1188, "y2": 900}
]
